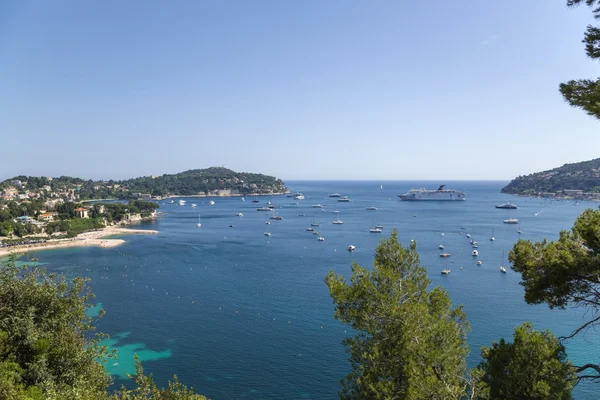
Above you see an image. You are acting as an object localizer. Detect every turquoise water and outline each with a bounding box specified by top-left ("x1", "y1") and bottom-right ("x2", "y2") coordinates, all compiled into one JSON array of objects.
[{"x1": 28, "y1": 181, "x2": 598, "y2": 398}]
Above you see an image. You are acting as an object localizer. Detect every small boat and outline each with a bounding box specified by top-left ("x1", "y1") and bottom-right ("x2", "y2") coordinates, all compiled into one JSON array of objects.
[
  {"x1": 490, "y1": 228, "x2": 495, "y2": 241},
  {"x1": 503, "y1": 218, "x2": 519, "y2": 224},
  {"x1": 500, "y1": 250, "x2": 507, "y2": 273},
  {"x1": 267, "y1": 205, "x2": 275, "y2": 209},
  {"x1": 241, "y1": 198, "x2": 245, "y2": 202},
  {"x1": 229, "y1": 224, "x2": 234, "y2": 228},
  {"x1": 291, "y1": 202, "x2": 299, "y2": 205},
  {"x1": 466, "y1": 233, "x2": 471, "y2": 238},
  {"x1": 440, "y1": 233, "x2": 445, "y2": 236},
  {"x1": 441, "y1": 269, "x2": 451, "y2": 275},
  {"x1": 333, "y1": 211, "x2": 343, "y2": 225},
  {"x1": 311, "y1": 222, "x2": 320, "y2": 227},
  {"x1": 306, "y1": 227, "x2": 313, "y2": 231},
  {"x1": 293, "y1": 192, "x2": 305, "y2": 200},
  {"x1": 317, "y1": 236, "x2": 325, "y2": 241},
  {"x1": 517, "y1": 224, "x2": 523, "y2": 234},
  {"x1": 366, "y1": 206, "x2": 378, "y2": 211},
  {"x1": 348, "y1": 245, "x2": 356, "y2": 251},
  {"x1": 471, "y1": 240, "x2": 478, "y2": 246},
  {"x1": 500, "y1": 265, "x2": 506, "y2": 273},
  {"x1": 196, "y1": 215, "x2": 202, "y2": 227},
  {"x1": 270, "y1": 215, "x2": 283, "y2": 220},
  {"x1": 179, "y1": 200, "x2": 186, "y2": 206},
  {"x1": 209, "y1": 200, "x2": 215, "y2": 205},
  {"x1": 236, "y1": 212, "x2": 243, "y2": 217},
  {"x1": 472, "y1": 250, "x2": 478, "y2": 256},
  {"x1": 312, "y1": 204, "x2": 323, "y2": 208},
  {"x1": 440, "y1": 253, "x2": 451, "y2": 258},
  {"x1": 328, "y1": 193, "x2": 342, "y2": 198},
  {"x1": 170, "y1": 200, "x2": 174, "y2": 204},
  {"x1": 191, "y1": 203, "x2": 197, "y2": 208},
  {"x1": 264, "y1": 232, "x2": 271, "y2": 236},
  {"x1": 369, "y1": 228, "x2": 382, "y2": 233},
  {"x1": 460, "y1": 226, "x2": 466, "y2": 229},
  {"x1": 265, "y1": 221, "x2": 271, "y2": 225},
  {"x1": 256, "y1": 207, "x2": 271, "y2": 211},
  {"x1": 313, "y1": 231, "x2": 319, "y2": 235},
  {"x1": 380, "y1": 184, "x2": 383, "y2": 190},
  {"x1": 477, "y1": 260, "x2": 482, "y2": 265},
  {"x1": 252, "y1": 199, "x2": 259, "y2": 203},
  {"x1": 495, "y1": 202, "x2": 518, "y2": 209},
  {"x1": 337, "y1": 196, "x2": 351, "y2": 202},
  {"x1": 375, "y1": 224, "x2": 383, "y2": 229},
  {"x1": 439, "y1": 244, "x2": 445, "y2": 250},
  {"x1": 472, "y1": 244, "x2": 478, "y2": 248}
]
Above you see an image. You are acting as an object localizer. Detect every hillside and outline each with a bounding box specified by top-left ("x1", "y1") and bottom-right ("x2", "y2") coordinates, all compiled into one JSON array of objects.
[
  {"x1": 1, "y1": 167, "x2": 288, "y2": 200},
  {"x1": 502, "y1": 158, "x2": 600, "y2": 195}
]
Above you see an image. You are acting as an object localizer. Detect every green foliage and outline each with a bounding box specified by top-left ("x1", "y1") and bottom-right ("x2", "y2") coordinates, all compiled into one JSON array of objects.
[
  {"x1": 501, "y1": 157, "x2": 600, "y2": 194},
  {"x1": 560, "y1": 1, "x2": 600, "y2": 120},
  {"x1": 475, "y1": 322, "x2": 576, "y2": 400},
  {"x1": 0, "y1": 256, "x2": 112, "y2": 398},
  {"x1": 0, "y1": 256, "x2": 207, "y2": 399},
  {"x1": 325, "y1": 230, "x2": 470, "y2": 399},
  {"x1": 110, "y1": 355, "x2": 207, "y2": 400},
  {"x1": 510, "y1": 208, "x2": 600, "y2": 381}
]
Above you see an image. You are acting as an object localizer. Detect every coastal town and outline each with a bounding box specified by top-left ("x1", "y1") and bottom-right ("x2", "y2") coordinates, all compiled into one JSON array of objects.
[{"x1": 0, "y1": 177, "x2": 159, "y2": 254}]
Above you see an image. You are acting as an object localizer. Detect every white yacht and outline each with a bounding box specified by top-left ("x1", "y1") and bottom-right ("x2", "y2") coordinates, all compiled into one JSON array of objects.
[
  {"x1": 441, "y1": 269, "x2": 451, "y2": 275},
  {"x1": 328, "y1": 193, "x2": 342, "y2": 198},
  {"x1": 179, "y1": 200, "x2": 186, "y2": 206},
  {"x1": 477, "y1": 260, "x2": 482, "y2": 265},
  {"x1": 375, "y1": 224, "x2": 383, "y2": 229},
  {"x1": 337, "y1": 196, "x2": 351, "y2": 202},
  {"x1": 306, "y1": 227, "x2": 313, "y2": 231},
  {"x1": 369, "y1": 228, "x2": 382, "y2": 233},
  {"x1": 293, "y1": 193, "x2": 305, "y2": 200},
  {"x1": 317, "y1": 236, "x2": 325, "y2": 241},
  {"x1": 312, "y1": 204, "x2": 323, "y2": 208},
  {"x1": 264, "y1": 232, "x2": 271, "y2": 236},
  {"x1": 209, "y1": 200, "x2": 215, "y2": 205},
  {"x1": 256, "y1": 207, "x2": 271, "y2": 211},
  {"x1": 366, "y1": 206, "x2": 378, "y2": 211},
  {"x1": 236, "y1": 212, "x2": 243, "y2": 217},
  {"x1": 472, "y1": 250, "x2": 478, "y2": 256},
  {"x1": 503, "y1": 218, "x2": 519, "y2": 224},
  {"x1": 348, "y1": 245, "x2": 356, "y2": 251},
  {"x1": 398, "y1": 185, "x2": 466, "y2": 201},
  {"x1": 191, "y1": 203, "x2": 197, "y2": 208},
  {"x1": 439, "y1": 244, "x2": 445, "y2": 250},
  {"x1": 333, "y1": 211, "x2": 343, "y2": 225}
]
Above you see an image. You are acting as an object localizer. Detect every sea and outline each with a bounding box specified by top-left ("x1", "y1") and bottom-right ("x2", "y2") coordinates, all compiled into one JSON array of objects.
[{"x1": 19, "y1": 181, "x2": 600, "y2": 399}]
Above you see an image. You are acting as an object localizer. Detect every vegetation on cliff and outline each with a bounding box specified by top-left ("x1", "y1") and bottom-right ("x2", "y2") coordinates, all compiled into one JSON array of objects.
[
  {"x1": 501, "y1": 157, "x2": 600, "y2": 194},
  {"x1": 1, "y1": 167, "x2": 287, "y2": 201}
]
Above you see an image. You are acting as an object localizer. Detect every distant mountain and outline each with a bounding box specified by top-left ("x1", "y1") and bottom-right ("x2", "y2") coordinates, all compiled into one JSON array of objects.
[
  {"x1": 1, "y1": 167, "x2": 288, "y2": 200},
  {"x1": 502, "y1": 158, "x2": 600, "y2": 194}
]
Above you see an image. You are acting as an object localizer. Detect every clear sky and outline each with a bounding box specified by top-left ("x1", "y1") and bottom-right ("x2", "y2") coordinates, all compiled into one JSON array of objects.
[{"x1": 1, "y1": 0, "x2": 598, "y2": 181}]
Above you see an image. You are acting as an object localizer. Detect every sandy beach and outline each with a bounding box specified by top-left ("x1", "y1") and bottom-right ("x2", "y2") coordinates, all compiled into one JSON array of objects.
[{"x1": 0, "y1": 226, "x2": 158, "y2": 257}]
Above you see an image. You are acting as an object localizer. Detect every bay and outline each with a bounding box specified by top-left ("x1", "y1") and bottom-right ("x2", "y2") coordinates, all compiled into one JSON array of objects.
[{"x1": 28, "y1": 181, "x2": 599, "y2": 399}]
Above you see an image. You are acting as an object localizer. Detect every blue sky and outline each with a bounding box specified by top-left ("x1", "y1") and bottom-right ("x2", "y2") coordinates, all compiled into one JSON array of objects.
[{"x1": 1, "y1": 0, "x2": 598, "y2": 181}]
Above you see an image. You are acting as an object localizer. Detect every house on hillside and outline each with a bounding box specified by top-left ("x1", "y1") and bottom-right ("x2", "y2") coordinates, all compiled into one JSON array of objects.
[{"x1": 75, "y1": 207, "x2": 89, "y2": 218}]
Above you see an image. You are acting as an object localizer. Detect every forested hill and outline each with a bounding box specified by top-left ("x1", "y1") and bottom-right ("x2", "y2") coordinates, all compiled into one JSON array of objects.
[
  {"x1": 118, "y1": 167, "x2": 288, "y2": 197},
  {"x1": 502, "y1": 158, "x2": 600, "y2": 194},
  {"x1": 1, "y1": 167, "x2": 288, "y2": 200}
]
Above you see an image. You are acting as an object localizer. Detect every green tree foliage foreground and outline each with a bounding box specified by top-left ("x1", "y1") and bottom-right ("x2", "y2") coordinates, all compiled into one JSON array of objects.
[
  {"x1": 511, "y1": 208, "x2": 600, "y2": 382},
  {"x1": 326, "y1": 231, "x2": 577, "y2": 399},
  {"x1": 560, "y1": 1, "x2": 600, "y2": 119},
  {"x1": 0, "y1": 256, "x2": 206, "y2": 400}
]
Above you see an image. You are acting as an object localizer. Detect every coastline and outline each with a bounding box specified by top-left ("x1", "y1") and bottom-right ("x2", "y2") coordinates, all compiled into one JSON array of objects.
[
  {"x1": 161, "y1": 191, "x2": 290, "y2": 199},
  {"x1": 0, "y1": 226, "x2": 158, "y2": 257}
]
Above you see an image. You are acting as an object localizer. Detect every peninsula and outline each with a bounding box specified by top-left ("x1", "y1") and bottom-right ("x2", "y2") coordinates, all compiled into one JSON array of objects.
[
  {"x1": 502, "y1": 158, "x2": 600, "y2": 199},
  {"x1": 0, "y1": 167, "x2": 288, "y2": 201}
]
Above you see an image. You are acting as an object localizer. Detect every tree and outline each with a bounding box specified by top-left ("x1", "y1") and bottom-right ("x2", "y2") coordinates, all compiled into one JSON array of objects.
[
  {"x1": 0, "y1": 256, "x2": 207, "y2": 399},
  {"x1": 510, "y1": 208, "x2": 600, "y2": 381},
  {"x1": 559, "y1": 1, "x2": 600, "y2": 119},
  {"x1": 325, "y1": 231, "x2": 470, "y2": 399},
  {"x1": 475, "y1": 322, "x2": 576, "y2": 399}
]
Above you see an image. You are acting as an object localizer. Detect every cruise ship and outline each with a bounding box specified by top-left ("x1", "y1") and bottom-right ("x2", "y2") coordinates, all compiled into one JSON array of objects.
[{"x1": 397, "y1": 185, "x2": 466, "y2": 201}]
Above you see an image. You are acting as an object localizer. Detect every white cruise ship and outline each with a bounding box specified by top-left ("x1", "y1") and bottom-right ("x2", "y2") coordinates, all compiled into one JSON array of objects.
[{"x1": 397, "y1": 185, "x2": 466, "y2": 201}]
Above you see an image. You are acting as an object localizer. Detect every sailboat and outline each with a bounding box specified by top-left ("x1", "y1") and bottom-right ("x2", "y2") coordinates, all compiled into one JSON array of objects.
[
  {"x1": 332, "y1": 210, "x2": 343, "y2": 224},
  {"x1": 380, "y1": 184, "x2": 383, "y2": 190},
  {"x1": 490, "y1": 228, "x2": 495, "y2": 241},
  {"x1": 500, "y1": 250, "x2": 507, "y2": 273},
  {"x1": 517, "y1": 223, "x2": 523, "y2": 234},
  {"x1": 196, "y1": 215, "x2": 202, "y2": 227},
  {"x1": 310, "y1": 213, "x2": 319, "y2": 227}
]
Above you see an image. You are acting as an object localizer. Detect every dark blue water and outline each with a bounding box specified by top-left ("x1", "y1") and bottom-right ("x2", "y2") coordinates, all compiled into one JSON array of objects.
[{"x1": 27, "y1": 181, "x2": 599, "y2": 398}]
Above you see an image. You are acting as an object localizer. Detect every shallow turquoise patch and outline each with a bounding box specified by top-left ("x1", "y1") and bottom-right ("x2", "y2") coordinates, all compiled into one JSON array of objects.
[
  {"x1": 100, "y1": 332, "x2": 172, "y2": 380},
  {"x1": 86, "y1": 302, "x2": 104, "y2": 318}
]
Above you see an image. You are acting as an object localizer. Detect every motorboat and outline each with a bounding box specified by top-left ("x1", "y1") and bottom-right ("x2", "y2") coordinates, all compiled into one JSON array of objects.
[
  {"x1": 317, "y1": 236, "x2": 325, "y2": 241},
  {"x1": 306, "y1": 227, "x2": 313, "y2": 231},
  {"x1": 369, "y1": 228, "x2": 382, "y2": 233},
  {"x1": 348, "y1": 245, "x2": 356, "y2": 251},
  {"x1": 312, "y1": 204, "x2": 323, "y2": 208},
  {"x1": 328, "y1": 193, "x2": 342, "y2": 197},
  {"x1": 439, "y1": 244, "x2": 444, "y2": 250},
  {"x1": 441, "y1": 269, "x2": 451, "y2": 275},
  {"x1": 264, "y1": 232, "x2": 271, "y2": 236},
  {"x1": 337, "y1": 196, "x2": 351, "y2": 202},
  {"x1": 477, "y1": 260, "x2": 482, "y2": 265},
  {"x1": 439, "y1": 253, "x2": 451, "y2": 258},
  {"x1": 366, "y1": 206, "x2": 378, "y2": 211},
  {"x1": 256, "y1": 207, "x2": 271, "y2": 211},
  {"x1": 472, "y1": 250, "x2": 478, "y2": 256},
  {"x1": 191, "y1": 203, "x2": 197, "y2": 208},
  {"x1": 495, "y1": 202, "x2": 518, "y2": 209},
  {"x1": 236, "y1": 212, "x2": 243, "y2": 217},
  {"x1": 503, "y1": 218, "x2": 519, "y2": 224},
  {"x1": 209, "y1": 201, "x2": 215, "y2": 205}
]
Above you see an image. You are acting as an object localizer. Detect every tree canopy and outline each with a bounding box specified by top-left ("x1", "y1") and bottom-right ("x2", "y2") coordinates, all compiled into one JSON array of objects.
[
  {"x1": 510, "y1": 208, "x2": 600, "y2": 381},
  {"x1": 560, "y1": 0, "x2": 600, "y2": 120},
  {"x1": 325, "y1": 230, "x2": 470, "y2": 399},
  {"x1": 0, "y1": 256, "x2": 207, "y2": 399}
]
